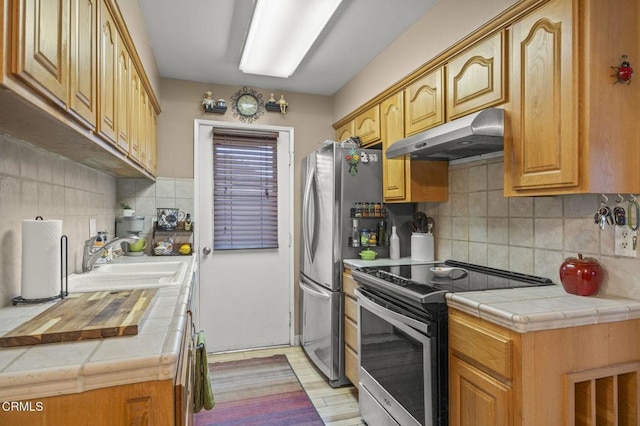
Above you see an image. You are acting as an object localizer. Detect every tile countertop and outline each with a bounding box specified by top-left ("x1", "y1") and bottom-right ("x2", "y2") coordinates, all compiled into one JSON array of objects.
[
  {"x1": 0, "y1": 255, "x2": 197, "y2": 401},
  {"x1": 344, "y1": 258, "x2": 640, "y2": 334},
  {"x1": 447, "y1": 286, "x2": 640, "y2": 333}
]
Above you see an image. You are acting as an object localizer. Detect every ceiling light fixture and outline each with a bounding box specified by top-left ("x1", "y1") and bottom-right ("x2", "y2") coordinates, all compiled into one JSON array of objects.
[{"x1": 239, "y1": 0, "x2": 343, "y2": 78}]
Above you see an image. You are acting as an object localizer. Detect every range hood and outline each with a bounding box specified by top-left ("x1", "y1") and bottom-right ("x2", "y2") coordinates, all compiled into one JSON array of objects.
[{"x1": 386, "y1": 108, "x2": 504, "y2": 161}]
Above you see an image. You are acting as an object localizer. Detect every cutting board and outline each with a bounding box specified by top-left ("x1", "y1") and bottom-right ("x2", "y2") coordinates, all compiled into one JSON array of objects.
[{"x1": 0, "y1": 288, "x2": 158, "y2": 348}]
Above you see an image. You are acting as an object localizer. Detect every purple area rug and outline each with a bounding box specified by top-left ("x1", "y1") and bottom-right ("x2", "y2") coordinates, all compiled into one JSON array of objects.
[{"x1": 195, "y1": 354, "x2": 324, "y2": 426}]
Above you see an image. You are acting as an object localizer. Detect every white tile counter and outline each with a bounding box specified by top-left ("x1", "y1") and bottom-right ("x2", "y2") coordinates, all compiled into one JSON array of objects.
[
  {"x1": 447, "y1": 285, "x2": 640, "y2": 333},
  {"x1": 0, "y1": 255, "x2": 197, "y2": 401}
]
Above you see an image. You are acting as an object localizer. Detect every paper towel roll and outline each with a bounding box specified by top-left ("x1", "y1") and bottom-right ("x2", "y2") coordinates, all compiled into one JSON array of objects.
[
  {"x1": 411, "y1": 233, "x2": 434, "y2": 261},
  {"x1": 21, "y1": 219, "x2": 62, "y2": 299}
]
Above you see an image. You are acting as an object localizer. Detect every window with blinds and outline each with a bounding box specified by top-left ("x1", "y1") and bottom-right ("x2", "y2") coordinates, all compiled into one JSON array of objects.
[{"x1": 213, "y1": 131, "x2": 279, "y2": 250}]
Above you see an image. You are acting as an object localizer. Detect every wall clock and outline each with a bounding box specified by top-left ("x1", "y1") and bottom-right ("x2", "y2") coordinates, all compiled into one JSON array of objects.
[{"x1": 231, "y1": 87, "x2": 265, "y2": 123}]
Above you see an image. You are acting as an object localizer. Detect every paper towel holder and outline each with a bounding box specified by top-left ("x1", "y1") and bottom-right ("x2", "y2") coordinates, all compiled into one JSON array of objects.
[{"x1": 11, "y1": 217, "x2": 69, "y2": 306}]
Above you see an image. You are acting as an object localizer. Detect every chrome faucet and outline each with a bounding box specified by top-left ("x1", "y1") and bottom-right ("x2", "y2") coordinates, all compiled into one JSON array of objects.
[{"x1": 82, "y1": 234, "x2": 140, "y2": 272}]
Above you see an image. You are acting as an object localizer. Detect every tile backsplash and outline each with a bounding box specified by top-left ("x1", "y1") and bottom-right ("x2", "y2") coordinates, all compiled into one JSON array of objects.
[
  {"x1": 420, "y1": 156, "x2": 640, "y2": 300},
  {"x1": 117, "y1": 177, "x2": 195, "y2": 246},
  {"x1": 0, "y1": 135, "x2": 195, "y2": 307},
  {"x1": 0, "y1": 134, "x2": 117, "y2": 307}
]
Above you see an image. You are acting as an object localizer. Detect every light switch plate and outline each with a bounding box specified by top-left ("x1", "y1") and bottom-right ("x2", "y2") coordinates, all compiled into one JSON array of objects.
[{"x1": 614, "y1": 226, "x2": 637, "y2": 257}]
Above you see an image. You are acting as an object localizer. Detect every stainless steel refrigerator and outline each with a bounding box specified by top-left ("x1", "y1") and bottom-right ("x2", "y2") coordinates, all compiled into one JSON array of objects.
[{"x1": 300, "y1": 140, "x2": 384, "y2": 387}]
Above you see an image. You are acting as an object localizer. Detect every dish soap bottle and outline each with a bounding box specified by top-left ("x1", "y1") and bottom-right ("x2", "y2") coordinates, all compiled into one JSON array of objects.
[{"x1": 389, "y1": 225, "x2": 400, "y2": 259}]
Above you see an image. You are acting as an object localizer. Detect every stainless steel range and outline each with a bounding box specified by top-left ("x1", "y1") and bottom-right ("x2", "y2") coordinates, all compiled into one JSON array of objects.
[{"x1": 351, "y1": 260, "x2": 554, "y2": 426}]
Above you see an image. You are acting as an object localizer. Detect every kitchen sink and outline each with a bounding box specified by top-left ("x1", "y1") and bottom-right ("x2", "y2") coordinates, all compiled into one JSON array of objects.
[{"x1": 67, "y1": 260, "x2": 188, "y2": 292}]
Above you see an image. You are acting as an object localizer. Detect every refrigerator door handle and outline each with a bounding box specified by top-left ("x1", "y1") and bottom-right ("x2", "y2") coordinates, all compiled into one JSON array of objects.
[
  {"x1": 300, "y1": 279, "x2": 331, "y2": 301},
  {"x1": 302, "y1": 165, "x2": 319, "y2": 262}
]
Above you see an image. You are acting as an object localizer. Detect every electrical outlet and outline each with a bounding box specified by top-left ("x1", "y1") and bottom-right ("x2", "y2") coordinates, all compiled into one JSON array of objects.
[{"x1": 614, "y1": 226, "x2": 637, "y2": 257}]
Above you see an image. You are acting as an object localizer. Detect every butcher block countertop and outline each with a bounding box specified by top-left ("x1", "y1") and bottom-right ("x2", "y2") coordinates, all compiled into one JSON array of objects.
[
  {"x1": 0, "y1": 255, "x2": 197, "y2": 401},
  {"x1": 0, "y1": 289, "x2": 158, "y2": 348}
]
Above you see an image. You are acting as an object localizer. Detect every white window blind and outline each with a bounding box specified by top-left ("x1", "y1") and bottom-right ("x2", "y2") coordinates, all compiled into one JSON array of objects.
[{"x1": 213, "y1": 130, "x2": 279, "y2": 250}]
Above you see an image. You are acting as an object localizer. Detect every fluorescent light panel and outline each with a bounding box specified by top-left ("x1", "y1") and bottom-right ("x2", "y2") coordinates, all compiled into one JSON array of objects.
[{"x1": 240, "y1": 0, "x2": 343, "y2": 78}]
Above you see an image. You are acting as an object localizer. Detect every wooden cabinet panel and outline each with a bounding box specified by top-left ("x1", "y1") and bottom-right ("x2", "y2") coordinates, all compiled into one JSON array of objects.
[
  {"x1": 345, "y1": 344, "x2": 359, "y2": 389},
  {"x1": 355, "y1": 104, "x2": 380, "y2": 146},
  {"x1": 129, "y1": 65, "x2": 141, "y2": 161},
  {"x1": 147, "y1": 108, "x2": 157, "y2": 174},
  {"x1": 344, "y1": 295, "x2": 357, "y2": 324},
  {"x1": 381, "y1": 92, "x2": 407, "y2": 201},
  {"x1": 69, "y1": 0, "x2": 97, "y2": 129},
  {"x1": 343, "y1": 271, "x2": 358, "y2": 299},
  {"x1": 381, "y1": 92, "x2": 448, "y2": 203},
  {"x1": 116, "y1": 31, "x2": 130, "y2": 153},
  {"x1": 450, "y1": 356, "x2": 511, "y2": 426},
  {"x1": 449, "y1": 311, "x2": 513, "y2": 380},
  {"x1": 13, "y1": 0, "x2": 69, "y2": 107},
  {"x1": 335, "y1": 120, "x2": 354, "y2": 142},
  {"x1": 404, "y1": 67, "x2": 444, "y2": 136},
  {"x1": 508, "y1": 0, "x2": 578, "y2": 192},
  {"x1": 345, "y1": 317, "x2": 357, "y2": 352},
  {"x1": 139, "y1": 89, "x2": 148, "y2": 166},
  {"x1": 98, "y1": 0, "x2": 117, "y2": 144},
  {"x1": 446, "y1": 31, "x2": 506, "y2": 120}
]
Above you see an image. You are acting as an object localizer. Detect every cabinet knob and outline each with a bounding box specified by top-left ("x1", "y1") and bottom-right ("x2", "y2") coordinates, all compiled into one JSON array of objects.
[{"x1": 202, "y1": 246, "x2": 212, "y2": 255}]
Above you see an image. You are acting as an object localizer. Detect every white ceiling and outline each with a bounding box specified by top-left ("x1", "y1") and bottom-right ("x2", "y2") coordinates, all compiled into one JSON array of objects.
[{"x1": 138, "y1": 0, "x2": 438, "y2": 96}]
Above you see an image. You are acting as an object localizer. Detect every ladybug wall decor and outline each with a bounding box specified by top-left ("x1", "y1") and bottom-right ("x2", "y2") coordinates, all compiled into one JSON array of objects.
[{"x1": 611, "y1": 54, "x2": 634, "y2": 84}]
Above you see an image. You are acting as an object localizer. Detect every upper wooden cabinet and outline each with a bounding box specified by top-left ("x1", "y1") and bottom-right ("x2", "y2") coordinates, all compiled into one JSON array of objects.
[
  {"x1": 505, "y1": 0, "x2": 640, "y2": 195},
  {"x1": 446, "y1": 31, "x2": 506, "y2": 121},
  {"x1": 69, "y1": 0, "x2": 98, "y2": 129},
  {"x1": 116, "y1": 30, "x2": 130, "y2": 153},
  {"x1": 98, "y1": 0, "x2": 118, "y2": 145},
  {"x1": 335, "y1": 120, "x2": 354, "y2": 142},
  {"x1": 381, "y1": 91, "x2": 448, "y2": 203},
  {"x1": 404, "y1": 66, "x2": 444, "y2": 136},
  {"x1": 4, "y1": 0, "x2": 159, "y2": 178},
  {"x1": 355, "y1": 104, "x2": 381, "y2": 146},
  {"x1": 13, "y1": 0, "x2": 69, "y2": 108}
]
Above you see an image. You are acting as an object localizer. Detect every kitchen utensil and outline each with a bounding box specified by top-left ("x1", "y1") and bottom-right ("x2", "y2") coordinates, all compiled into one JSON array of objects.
[
  {"x1": 413, "y1": 211, "x2": 428, "y2": 232},
  {"x1": 128, "y1": 238, "x2": 147, "y2": 252},
  {"x1": 359, "y1": 249, "x2": 377, "y2": 260}
]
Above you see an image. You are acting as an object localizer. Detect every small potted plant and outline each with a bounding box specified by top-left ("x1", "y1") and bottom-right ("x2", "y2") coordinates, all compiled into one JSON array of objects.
[{"x1": 120, "y1": 201, "x2": 134, "y2": 217}]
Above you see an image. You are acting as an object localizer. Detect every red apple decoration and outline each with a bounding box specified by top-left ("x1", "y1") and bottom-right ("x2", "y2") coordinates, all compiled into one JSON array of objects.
[{"x1": 559, "y1": 254, "x2": 603, "y2": 296}]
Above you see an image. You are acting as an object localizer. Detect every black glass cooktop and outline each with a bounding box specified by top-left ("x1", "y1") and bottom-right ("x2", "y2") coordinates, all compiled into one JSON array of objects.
[{"x1": 352, "y1": 259, "x2": 555, "y2": 307}]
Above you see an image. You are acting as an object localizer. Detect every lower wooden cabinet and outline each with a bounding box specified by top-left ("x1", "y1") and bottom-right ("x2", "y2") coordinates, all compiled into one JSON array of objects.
[
  {"x1": 1, "y1": 283, "x2": 196, "y2": 426},
  {"x1": 449, "y1": 356, "x2": 511, "y2": 426},
  {"x1": 449, "y1": 308, "x2": 640, "y2": 426},
  {"x1": 343, "y1": 269, "x2": 359, "y2": 389}
]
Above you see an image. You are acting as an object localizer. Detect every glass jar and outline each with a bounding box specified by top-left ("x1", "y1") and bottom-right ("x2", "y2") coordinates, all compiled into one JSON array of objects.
[{"x1": 360, "y1": 229, "x2": 370, "y2": 247}]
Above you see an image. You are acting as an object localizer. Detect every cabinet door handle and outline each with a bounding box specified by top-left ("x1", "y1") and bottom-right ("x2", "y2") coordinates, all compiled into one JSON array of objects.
[{"x1": 202, "y1": 246, "x2": 211, "y2": 255}]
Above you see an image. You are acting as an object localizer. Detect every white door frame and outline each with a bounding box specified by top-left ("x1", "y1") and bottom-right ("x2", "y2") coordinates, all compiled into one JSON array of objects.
[{"x1": 193, "y1": 118, "x2": 295, "y2": 347}]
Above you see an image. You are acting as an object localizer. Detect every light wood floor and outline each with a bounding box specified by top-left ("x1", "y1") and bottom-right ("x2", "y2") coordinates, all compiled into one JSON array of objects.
[{"x1": 208, "y1": 346, "x2": 365, "y2": 425}]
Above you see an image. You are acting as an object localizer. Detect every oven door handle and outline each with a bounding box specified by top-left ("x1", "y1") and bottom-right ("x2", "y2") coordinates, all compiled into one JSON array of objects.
[{"x1": 355, "y1": 288, "x2": 431, "y2": 335}]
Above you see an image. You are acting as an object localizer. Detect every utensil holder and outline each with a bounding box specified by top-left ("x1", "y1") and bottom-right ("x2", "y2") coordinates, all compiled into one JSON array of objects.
[{"x1": 411, "y1": 233, "x2": 434, "y2": 261}]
